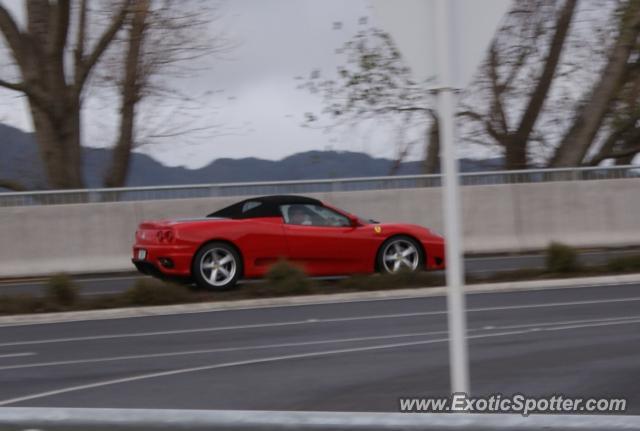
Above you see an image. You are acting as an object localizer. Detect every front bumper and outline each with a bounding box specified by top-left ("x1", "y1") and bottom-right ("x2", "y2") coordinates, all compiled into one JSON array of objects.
[{"x1": 423, "y1": 240, "x2": 446, "y2": 270}]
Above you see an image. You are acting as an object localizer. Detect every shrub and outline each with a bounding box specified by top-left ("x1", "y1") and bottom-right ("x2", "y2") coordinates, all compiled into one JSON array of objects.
[
  {"x1": 607, "y1": 255, "x2": 640, "y2": 273},
  {"x1": 122, "y1": 279, "x2": 193, "y2": 306},
  {"x1": 0, "y1": 294, "x2": 46, "y2": 315},
  {"x1": 46, "y1": 273, "x2": 80, "y2": 307},
  {"x1": 545, "y1": 242, "x2": 580, "y2": 273},
  {"x1": 264, "y1": 260, "x2": 313, "y2": 295}
]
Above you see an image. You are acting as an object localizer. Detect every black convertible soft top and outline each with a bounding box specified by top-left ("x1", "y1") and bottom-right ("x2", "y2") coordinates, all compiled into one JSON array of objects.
[{"x1": 208, "y1": 195, "x2": 322, "y2": 219}]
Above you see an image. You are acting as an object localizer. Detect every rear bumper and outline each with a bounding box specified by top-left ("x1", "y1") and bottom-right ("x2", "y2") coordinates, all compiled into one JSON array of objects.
[
  {"x1": 132, "y1": 244, "x2": 193, "y2": 277},
  {"x1": 132, "y1": 258, "x2": 192, "y2": 284},
  {"x1": 132, "y1": 259, "x2": 161, "y2": 276}
]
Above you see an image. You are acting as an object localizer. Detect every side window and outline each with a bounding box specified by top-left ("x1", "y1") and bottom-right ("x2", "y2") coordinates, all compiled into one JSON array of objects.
[
  {"x1": 281, "y1": 204, "x2": 350, "y2": 227},
  {"x1": 242, "y1": 201, "x2": 262, "y2": 213}
]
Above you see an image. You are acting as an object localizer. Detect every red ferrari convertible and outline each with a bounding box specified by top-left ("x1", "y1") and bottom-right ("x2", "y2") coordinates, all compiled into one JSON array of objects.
[{"x1": 132, "y1": 195, "x2": 445, "y2": 290}]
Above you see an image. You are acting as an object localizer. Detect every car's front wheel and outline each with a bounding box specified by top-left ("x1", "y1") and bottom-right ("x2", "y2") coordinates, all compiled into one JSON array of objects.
[
  {"x1": 377, "y1": 236, "x2": 424, "y2": 274},
  {"x1": 192, "y1": 242, "x2": 242, "y2": 290}
]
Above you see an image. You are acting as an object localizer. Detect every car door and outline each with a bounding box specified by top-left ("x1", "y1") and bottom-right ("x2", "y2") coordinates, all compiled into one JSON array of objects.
[{"x1": 280, "y1": 204, "x2": 373, "y2": 275}]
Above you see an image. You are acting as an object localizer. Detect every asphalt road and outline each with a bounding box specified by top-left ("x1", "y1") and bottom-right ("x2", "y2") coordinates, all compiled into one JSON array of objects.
[
  {"x1": 0, "y1": 283, "x2": 639, "y2": 413},
  {"x1": 1, "y1": 249, "x2": 638, "y2": 297}
]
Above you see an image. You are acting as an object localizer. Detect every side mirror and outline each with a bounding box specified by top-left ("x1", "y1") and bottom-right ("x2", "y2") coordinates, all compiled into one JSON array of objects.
[{"x1": 348, "y1": 215, "x2": 360, "y2": 227}]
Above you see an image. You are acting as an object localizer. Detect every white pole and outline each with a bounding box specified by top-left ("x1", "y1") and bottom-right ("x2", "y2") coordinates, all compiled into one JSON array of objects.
[{"x1": 434, "y1": 0, "x2": 470, "y2": 394}]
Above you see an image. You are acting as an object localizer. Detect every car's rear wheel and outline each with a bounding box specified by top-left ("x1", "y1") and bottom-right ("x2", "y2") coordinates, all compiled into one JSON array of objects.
[
  {"x1": 377, "y1": 236, "x2": 424, "y2": 274},
  {"x1": 192, "y1": 242, "x2": 242, "y2": 290}
]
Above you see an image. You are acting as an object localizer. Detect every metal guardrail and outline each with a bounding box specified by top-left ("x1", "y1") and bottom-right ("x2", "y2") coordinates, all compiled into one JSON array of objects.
[
  {"x1": 0, "y1": 165, "x2": 638, "y2": 207},
  {"x1": 0, "y1": 408, "x2": 639, "y2": 431}
]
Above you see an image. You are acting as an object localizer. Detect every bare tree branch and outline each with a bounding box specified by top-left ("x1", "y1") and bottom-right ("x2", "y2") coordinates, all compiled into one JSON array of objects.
[
  {"x1": 0, "y1": 77, "x2": 50, "y2": 110},
  {"x1": 48, "y1": 0, "x2": 70, "y2": 56},
  {"x1": 0, "y1": 78, "x2": 25, "y2": 93},
  {"x1": 591, "y1": 142, "x2": 640, "y2": 165},
  {"x1": 74, "y1": 0, "x2": 87, "y2": 64},
  {"x1": 0, "y1": 179, "x2": 27, "y2": 192},
  {"x1": 74, "y1": 0, "x2": 132, "y2": 92},
  {"x1": 0, "y1": 5, "x2": 26, "y2": 67},
  {"x1": 458, "y1": 109, "x2": 505, "y2": 143},
  {"x1": 513, "y1": 0, "x2": 577, "y2": 144}
]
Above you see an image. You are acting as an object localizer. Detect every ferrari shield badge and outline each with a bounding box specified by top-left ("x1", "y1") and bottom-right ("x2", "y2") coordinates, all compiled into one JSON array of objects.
[{"x1": 374, "y1": 225, "x2": 382, "y2": 234}]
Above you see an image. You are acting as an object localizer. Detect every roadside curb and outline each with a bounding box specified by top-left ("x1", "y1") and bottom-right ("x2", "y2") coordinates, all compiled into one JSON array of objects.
[{"x1": 0, "y1": 273, "x2": 639, "y2": 327}]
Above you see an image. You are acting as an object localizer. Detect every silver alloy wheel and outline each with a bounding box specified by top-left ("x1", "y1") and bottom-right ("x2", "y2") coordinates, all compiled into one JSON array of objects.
[
  {"x1": 382, "y1": 239, "x2": 420, "y2": 273},
  {"x1": 200, "y1": 248, "x2": 237, "y2": 287}
]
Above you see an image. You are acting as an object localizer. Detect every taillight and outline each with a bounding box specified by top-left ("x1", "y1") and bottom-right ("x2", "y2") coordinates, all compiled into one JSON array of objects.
[{"x1": 156, "y1": 229, "x2": 175, "y2": 243}]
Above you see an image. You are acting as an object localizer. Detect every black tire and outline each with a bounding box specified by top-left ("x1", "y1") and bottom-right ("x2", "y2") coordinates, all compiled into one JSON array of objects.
[
  {"x1": 376, "y1": 235, "x2": 425, "y2": 274},
  {"x1": 192, "y1": 242, "x2": 242, "y2": 291}
]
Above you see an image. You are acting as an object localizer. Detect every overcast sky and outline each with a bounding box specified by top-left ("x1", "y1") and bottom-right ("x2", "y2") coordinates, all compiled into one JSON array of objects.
[{"x1": 0, "y1": 0, "x2": 510, "y2": 169}]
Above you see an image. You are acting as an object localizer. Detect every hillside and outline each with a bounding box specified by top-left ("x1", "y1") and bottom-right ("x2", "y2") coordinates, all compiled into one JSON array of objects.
[{"x1": 1, "y1": 123, "x2": 503, "y2": 190}]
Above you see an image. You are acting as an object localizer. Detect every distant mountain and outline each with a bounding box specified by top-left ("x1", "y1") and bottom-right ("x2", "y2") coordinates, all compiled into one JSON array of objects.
[{"x1": 1, "y1": 123, "x2": 505, "y2": 190}]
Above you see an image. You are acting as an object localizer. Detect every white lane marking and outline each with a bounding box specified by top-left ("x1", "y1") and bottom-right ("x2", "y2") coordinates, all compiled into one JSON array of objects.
[
  {"x1": 0, "y1": 330, "x2": 451, "y2": 371},
  {"x1": 0, "y1": 276, "x2": 142, "y2": 288},
  {"x1": 3, "y1": 295, "x2": 640, "y2": 348},
  {"x1": 469, "y1": 250, "x2": 640, "y2": 262},
  {"x1": 3, "y1": 317, "x2": 640, "y2": 406},
  {"x1": 0, "y1": 352, "x2": 35, "y2": 359},
  {"x1": 3, "y1": 314, "x2": 639, "y2": 371},
  {"x1": 489, "y1": 314, "x2": 640, "y2": 330},
  {"x1": 467, "y1": 296, "x2": 640, "y2": 313},
  {"x1": 0, "y1": 313, "x2": 432, "y2": 348}
]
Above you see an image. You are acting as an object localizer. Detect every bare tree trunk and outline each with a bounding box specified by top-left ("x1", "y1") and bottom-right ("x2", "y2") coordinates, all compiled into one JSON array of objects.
[
  {"x1": 551, "y1": 1, "x2": 640, "y2": 167},
  {"x1": 29, "y1": 99, "x2": 84, "y2": 189},
  {"x1": 503, "y1": 136, "x2": 527, "y2": 169},
  {"x1": 424, "y1": 115, "x2": 440, "y2": 174},
  {"x1": 388, "y1": 139, "x2": 412, "y2": 175},
  {"x1": 104, "y1": 0, "x2": 149, "y2": 188},
  {"x1": 507, "y1": 0, "x2": 577, "y2": 170},
  {"x1": 0, "y1": 1, "x2": 131, "y2": 189}
]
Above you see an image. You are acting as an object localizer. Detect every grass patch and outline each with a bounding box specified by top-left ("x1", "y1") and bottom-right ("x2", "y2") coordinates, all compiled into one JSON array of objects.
[
  {"x1": 263, "y1": 260, "x2": 314, "y2": 295},
  {"x1": 122, "y1": 278, "x2": 193, "y2": 306},
  {"x1": 545, "y1": 242, "x2": 580, "y2": 273},
  {"x1": 46, "y1": 273, "x2": 80, "y2": 307},
  {"x1": 607, "y1": 255, "x2": 640, "y2": 272},
  {"x1": 0, "y1": 294, "x2": 47, "y2": 314}
]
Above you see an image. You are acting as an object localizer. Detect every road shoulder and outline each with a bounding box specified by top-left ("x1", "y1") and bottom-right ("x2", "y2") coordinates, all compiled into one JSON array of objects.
[{"x1": 0, "y1": 273, "x2": 639, "y2": 327}]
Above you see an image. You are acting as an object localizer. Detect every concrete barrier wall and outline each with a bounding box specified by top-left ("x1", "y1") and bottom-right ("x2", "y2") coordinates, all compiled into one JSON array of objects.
[{"x1": 1, "y1": 178, "x2": 639, "y2": 278}]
